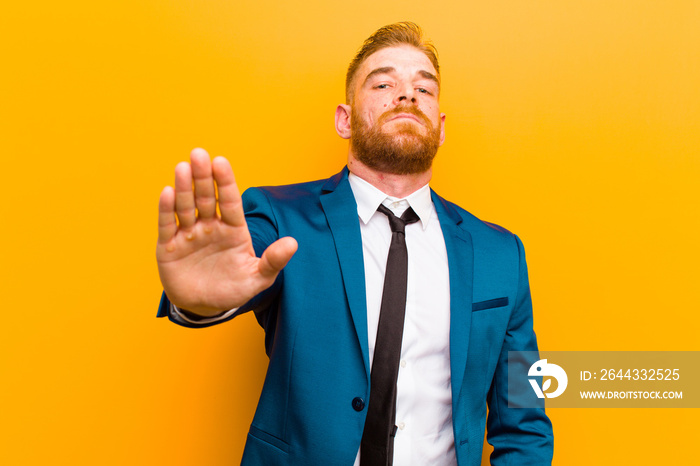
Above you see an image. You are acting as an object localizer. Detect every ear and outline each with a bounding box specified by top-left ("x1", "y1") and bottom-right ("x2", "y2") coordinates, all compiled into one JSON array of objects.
[
  {"x1": 335, "y1": 104, "x2": 352, "y2": 139},
  {"x1": 438, "y1": 113, "x2": 446, "y2": 146}
]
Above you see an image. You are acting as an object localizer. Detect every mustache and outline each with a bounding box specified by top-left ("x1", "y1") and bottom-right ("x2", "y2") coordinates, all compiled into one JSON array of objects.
[{"x1": 378, "y1": 105, "x2": 432, "y2": 127}]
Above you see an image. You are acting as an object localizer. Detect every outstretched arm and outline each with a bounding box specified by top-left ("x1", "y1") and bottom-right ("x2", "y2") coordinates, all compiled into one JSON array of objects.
[{"x1": 156, "y1": 148, "x2": 297, "y2": 317}]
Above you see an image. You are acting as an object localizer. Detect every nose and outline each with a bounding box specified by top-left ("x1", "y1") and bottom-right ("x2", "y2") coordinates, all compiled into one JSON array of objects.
[{"x1": 395, "y1": 83, "x2": 416, "y2": 105}]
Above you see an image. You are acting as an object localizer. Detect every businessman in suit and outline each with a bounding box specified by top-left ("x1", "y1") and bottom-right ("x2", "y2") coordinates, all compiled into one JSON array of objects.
[{"x1": 157, "y1": 22, "x2": 553, "y2": 465}]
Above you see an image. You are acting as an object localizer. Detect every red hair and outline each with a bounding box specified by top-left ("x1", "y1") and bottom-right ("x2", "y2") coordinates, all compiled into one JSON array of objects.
[{"x1": 345, "y1": 22, "x2": 440, "y2": 104}]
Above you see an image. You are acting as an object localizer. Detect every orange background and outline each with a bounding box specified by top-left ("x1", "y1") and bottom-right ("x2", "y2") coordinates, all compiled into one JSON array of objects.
[{"x1": 2, "y1": 1, "x2": 698, "y2": 464}]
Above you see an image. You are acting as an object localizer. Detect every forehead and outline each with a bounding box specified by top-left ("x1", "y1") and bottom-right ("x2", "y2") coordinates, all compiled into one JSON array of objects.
[{"x1": 357, "y1": 45, "x2": 437, "y2": 81}]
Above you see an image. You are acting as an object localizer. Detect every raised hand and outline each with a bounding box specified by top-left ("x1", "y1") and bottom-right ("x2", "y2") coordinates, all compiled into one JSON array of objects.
[{"x1": 156, "y1": 148, "x2": 297, "y2": 316}]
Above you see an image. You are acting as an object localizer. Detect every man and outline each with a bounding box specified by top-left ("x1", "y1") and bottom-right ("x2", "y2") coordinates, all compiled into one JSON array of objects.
[{"x1": 156, "y1": 22, "x2": 553, "y2": 466}]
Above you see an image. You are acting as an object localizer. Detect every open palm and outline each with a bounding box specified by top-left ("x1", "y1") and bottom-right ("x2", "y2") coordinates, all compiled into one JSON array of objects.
[{"x1": 156, "y1": 148, "x2": 297, "y2": 316}]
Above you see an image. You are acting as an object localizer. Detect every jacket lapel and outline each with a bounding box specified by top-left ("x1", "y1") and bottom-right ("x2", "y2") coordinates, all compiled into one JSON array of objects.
[
  {"x1": 320, "y1": 168, "x2": 371, "y2": 379},
  {"x1": 318, "y1": 174, "x2": 474, "y2": 391},
  {"x1": 432, "y1": 191, "x2": 474, "y2": 410}
]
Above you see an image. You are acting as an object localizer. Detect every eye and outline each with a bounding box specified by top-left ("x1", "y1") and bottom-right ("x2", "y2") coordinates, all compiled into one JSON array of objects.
[
  {"x1": 417, "y1": 88, "x2": 430, "y2": 94},
  {"x1": 376, "y1": 84, "x2": 389, "y2": 89}
]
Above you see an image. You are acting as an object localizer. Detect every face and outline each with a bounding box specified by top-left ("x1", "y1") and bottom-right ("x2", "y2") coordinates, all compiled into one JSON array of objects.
[{"x1": 345, "y1": 45, "x2": 446, "y2": 175}]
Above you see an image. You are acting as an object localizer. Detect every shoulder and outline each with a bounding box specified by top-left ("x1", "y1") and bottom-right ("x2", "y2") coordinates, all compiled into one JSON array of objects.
[
  {"x1": 241, "y1": 171, "x2": 348, "y2": 239},
  {"x1": 433, "y1": 193, "x2": 529, "y2": 292},
  {"x1": 243, "y1": 178, "x2": 327, "y2": 205},
  {"x1": 242, "y1": 169, "x2": 346, "y2": 208},
  {"x1": 432, "y1": 191, "x2": 518, "y2": 243}
]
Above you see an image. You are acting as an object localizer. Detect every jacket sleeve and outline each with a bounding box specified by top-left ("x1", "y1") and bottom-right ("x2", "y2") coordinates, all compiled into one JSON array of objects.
[
  {"x1": 486, "y1": 234, "x2": 554, "y2": 465},
  {"x1": 155, "y1": 187, "x2": 283, "y2": 330}
]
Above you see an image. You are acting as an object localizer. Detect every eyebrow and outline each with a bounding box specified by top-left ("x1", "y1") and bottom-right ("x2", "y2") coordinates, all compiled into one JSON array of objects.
[
  {"x1": 362, "y1": 67, "x2": 440, "y2": 87},
  {"x1": 363, "y1": 66, "x2": 396, "y2": 85},
  {"x1": 417, "y1": 70, "x2": 439, "y2": 85}
]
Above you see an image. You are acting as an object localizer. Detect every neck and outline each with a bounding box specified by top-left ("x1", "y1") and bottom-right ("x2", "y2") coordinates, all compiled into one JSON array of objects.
[{"x1": 347, "y1": 153, "x2": 432, "y2": 198}]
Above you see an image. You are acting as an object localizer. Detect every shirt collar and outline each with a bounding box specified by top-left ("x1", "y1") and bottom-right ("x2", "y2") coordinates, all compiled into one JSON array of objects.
[{"x1": 348, "y1": 172, "x2": 434, "y2": 230}]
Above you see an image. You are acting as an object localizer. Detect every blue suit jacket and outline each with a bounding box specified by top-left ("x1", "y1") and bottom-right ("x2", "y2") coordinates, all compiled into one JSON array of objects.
[{"x1": 158, "y1": 167, "x2": 553, "y2": 465}]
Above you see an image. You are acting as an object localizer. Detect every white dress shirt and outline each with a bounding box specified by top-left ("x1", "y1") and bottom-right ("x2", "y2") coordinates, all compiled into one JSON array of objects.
[
  {"x1": 348, "y1": 173, "x2": 456, "y2": 466},
  {"x1": 172, "y1": 173, "x2": 457, "y2": 465}
]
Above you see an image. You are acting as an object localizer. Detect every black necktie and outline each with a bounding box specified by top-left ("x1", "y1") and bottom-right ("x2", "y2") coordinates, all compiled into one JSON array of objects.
[{"x1": 360, "y1": 204, "x2": 420, "y2": 466}]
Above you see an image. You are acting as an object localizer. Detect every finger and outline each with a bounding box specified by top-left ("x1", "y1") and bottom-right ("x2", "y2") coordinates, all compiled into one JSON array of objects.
[
  {"x1": 212, "y1": 156, "x2": 246, "y2": 227},
  {"x1": 190, "y1": 148, "x2": 217, "y2": 220},
  {"x1": 174, "y1": 161, "x2": 196, "y2": 228},
  {"x1": 158, "y1": 186, "x2": 177, "y2": 243},
  {"x1": 258, "y1": 237, "x2": 298, "y2": 278}
]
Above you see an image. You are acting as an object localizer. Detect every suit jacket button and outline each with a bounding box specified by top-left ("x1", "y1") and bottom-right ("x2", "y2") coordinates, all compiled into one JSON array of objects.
[{"x1": 352, "y1": 397, "x2": 365, "y2": 411}]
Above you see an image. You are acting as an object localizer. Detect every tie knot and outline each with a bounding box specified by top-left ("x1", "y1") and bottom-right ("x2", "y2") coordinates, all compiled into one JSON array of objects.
[{"x1": 377, "y1": 204, "x2": 420, "y2": 233}]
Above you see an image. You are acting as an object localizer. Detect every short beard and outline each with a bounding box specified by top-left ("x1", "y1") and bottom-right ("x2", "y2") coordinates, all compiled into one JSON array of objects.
[{"x1": 350, "y1": 105, "x2": 441, "y2": 175}]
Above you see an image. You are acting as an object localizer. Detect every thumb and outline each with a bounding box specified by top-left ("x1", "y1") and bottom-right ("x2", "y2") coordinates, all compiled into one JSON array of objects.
[{"x1": 258, "y1": 236, "x2": 298, "y2": 278}]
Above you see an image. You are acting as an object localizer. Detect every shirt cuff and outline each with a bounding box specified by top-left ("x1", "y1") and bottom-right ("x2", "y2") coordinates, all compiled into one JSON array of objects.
[{"x1": 169, "y1": 303, "x2": 240, "y2": 325}]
